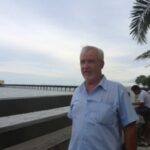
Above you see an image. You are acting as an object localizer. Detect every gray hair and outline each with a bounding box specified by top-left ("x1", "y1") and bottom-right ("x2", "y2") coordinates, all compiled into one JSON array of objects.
[{"x1": 81, "y1": 45, "x2": 104, "y2": 61}]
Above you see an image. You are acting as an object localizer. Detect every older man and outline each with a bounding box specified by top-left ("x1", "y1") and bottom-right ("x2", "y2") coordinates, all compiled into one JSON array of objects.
[{"x1": 68, "y1": 46, "x2": 137, "y2": 150}]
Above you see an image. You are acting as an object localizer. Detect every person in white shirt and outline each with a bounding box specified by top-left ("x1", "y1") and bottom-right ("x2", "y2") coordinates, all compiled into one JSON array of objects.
[
  {"x1": 131, "y1": 85, "x2": 150, "y2": 146},
  {"x1": 131, "y1": 85, "x2": 150, "y2": 122}
]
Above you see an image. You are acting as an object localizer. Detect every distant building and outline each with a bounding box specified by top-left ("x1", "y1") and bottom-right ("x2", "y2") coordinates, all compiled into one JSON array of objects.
[{"x1": 0, "y1": 80, "x2": 4, "y2": 84}]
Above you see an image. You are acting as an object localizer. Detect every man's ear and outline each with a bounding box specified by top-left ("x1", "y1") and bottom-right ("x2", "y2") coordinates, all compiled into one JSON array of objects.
[{"x1": 100, "y1": 60, "x2": 104, "y2": 69}]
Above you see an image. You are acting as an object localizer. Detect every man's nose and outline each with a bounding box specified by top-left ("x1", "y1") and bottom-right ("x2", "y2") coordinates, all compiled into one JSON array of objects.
[{"x1": 82, "y1": 61, "x2": 90, "y2": 67}]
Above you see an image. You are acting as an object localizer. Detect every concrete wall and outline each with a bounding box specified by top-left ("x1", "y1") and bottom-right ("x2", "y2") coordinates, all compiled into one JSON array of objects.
[
  {"x1": 0, "y1": 95, "x2": 72, "y2": 117},
  {"x1": 0, "y1": 116, "x2": 71, "y2": 149},
  {"x1": 0, "y1": 95, "x2": 72, "y2": 149}
]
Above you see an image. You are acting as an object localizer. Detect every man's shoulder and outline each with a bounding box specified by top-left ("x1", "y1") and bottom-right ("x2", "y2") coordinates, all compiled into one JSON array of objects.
[
  {"x1": 72, "y1": 84, "x2": 83, "y2": 96},
  {"x1": 75, "y1": 83, "x2": 83, "y2": 91},
  {"x1": 103, "y1": 79, "x2": 128, "y2": 96},
  {"x1": 105, "y1": 78, "x2": 124, "y2": 89}
]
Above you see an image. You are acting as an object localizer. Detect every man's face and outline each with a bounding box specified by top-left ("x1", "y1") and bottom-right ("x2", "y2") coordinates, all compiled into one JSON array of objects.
[{"x1": 80, "y1": 49, "x2": 104, "y2": 82}]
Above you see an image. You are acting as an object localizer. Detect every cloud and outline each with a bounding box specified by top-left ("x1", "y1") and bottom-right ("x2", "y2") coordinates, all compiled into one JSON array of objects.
[{"x1": 0, "y1": 0, "x2": 149, "y2": 85}]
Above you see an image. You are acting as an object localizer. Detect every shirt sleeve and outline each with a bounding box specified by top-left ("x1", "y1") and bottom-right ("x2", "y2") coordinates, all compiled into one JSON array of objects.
[
  {"x1": 138, "y1": 91, "x2": 145, "y2": 103},
  {"x1": 118, "y1": 85, "x2": 138, "y2": 127},
  {"x1": 68, "y1": 103, "x2": 73, "y2": 119},
  {"x1": 67, "y1": 87, "x2": 79, "y2": 119}
]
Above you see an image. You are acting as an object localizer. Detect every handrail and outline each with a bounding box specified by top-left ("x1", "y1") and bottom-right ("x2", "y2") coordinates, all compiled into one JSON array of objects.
[{"x1": 1, "y1": 84, "x2": 78, "y2": 92}]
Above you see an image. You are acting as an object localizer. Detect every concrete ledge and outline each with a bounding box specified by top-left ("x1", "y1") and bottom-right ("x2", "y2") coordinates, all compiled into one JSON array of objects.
[
  {"x1": 3, "y1": 126, "x2": 71, "y2": 150},
  {"x1": 0, "y1": 106, "x2": 69, "y2": 133},
  {"x1": 0, "y1": 95, "x2": 71, "y2": 117},
  {"x1": 0, "y1": 106, "x2": 71, "y2": 149}
]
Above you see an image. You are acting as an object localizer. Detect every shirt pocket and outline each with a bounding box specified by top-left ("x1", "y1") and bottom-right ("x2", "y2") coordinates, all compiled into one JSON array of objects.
[
  {"x1": 68, "y1": 100, "x2": 82, "y2": 120},
  {"x1": 87, "y1": 100, "x2": 116, "y2": 125}
]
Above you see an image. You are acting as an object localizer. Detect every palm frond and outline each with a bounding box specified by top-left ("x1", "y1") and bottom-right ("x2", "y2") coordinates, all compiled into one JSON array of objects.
[
  {"x1": 136, "y1": 50, "x2": 150, "y2": 59},
  {"x1": 130, "y1": 0, "x2": 150, "y2": 44}
]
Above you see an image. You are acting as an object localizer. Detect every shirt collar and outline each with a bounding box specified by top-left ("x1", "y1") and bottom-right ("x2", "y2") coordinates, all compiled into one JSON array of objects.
[
  {"x1": 80, "y1": 75, "x2": 108, "y2": 92},
  {"x1": 97, "y1": 75, "x2": 107, "y2": 91}
]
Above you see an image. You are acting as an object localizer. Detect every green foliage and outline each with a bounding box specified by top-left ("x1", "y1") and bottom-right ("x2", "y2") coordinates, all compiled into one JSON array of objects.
[
  {"x1": 130, "y1": 0, "x2": 150, "y2": 61},
  {"x1": 136, "y1": 50, "x2": 150, "y2": 60},
  {"x1": 135, "y1": 75, "x2": 150, "y2": 88},
  {"x1": 130, "y1": 0, "x2": 150, "y2": 44}
]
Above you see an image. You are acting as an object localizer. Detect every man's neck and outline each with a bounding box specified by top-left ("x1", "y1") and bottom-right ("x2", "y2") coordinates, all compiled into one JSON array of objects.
[{"x1": 85, "y1": 75, "x2": 103, "y2": 92}]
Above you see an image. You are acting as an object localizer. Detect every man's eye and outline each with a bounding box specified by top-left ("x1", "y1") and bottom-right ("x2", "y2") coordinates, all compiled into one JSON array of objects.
[
  {"x1": 88, "y1": 60, "x2": 95, "y2": 64},
  {"x1": 80, "y1": 60, "x2": 85, "y2": 64},
  {"x1": 80, "y1": 60, "x2": 96, "y2": 64}
]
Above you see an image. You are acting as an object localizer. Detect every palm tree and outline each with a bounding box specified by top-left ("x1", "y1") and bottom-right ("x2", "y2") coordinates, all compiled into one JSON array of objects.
[
  {"x1": 136, "y1": 50, "x2": 150, "y2": 59},
  {"x1": 130, "y1": 0, "x2": 150, "y2": 60}
]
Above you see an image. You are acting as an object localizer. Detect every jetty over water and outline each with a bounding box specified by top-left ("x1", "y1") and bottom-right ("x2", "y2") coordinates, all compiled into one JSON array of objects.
[
  {"x1": 2, "y1": 84, "x2": 77, "y2": 92},
  {"x1": 0, "y1": 84, "x2": 75, "y2": 150}
]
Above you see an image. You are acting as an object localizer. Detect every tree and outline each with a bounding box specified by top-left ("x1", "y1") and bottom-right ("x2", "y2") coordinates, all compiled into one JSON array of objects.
[
  {"x1": 135, "y1": 50, "x2": 150, "y2": 60},
  {"x1": 130, "y1": 0, "x2": 150, "y2": 60},
  {"x1": 146, "y1": 75, "x2": 150, "y2": 87},
  {"x1": 135, "y1": 75, "x2": 147, "y2": 86},
  {"x1": 135, "y1": 75, "x2": 150, "y2": 88}
]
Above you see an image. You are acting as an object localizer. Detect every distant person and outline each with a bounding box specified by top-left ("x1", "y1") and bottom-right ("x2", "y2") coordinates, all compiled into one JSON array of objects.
[
  {"x1": 68, "y1": 46, "x2": 137, "y2": 150},
  {"x1": 131, "y1": 85, "x2": 150, "y2": 123},
  {"x1": 131, "y1": 85, "x2": 150, "y2": 146}
]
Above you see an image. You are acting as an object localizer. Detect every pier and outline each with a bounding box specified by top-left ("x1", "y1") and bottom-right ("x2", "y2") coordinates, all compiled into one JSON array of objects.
[{"x1": 2, "y1": 84, "x2": 77, "y2": 92}]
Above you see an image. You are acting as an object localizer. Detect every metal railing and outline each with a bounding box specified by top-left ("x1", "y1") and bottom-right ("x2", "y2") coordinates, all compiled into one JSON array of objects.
[{"x1": 1, "y1": 84, "x2": 78, "y2": 92}]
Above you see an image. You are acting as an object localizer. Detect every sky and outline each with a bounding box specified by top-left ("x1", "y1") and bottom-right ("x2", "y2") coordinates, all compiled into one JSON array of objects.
[{"x1": 0, "y1": 0, "x2": 149, "y2": 86}]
